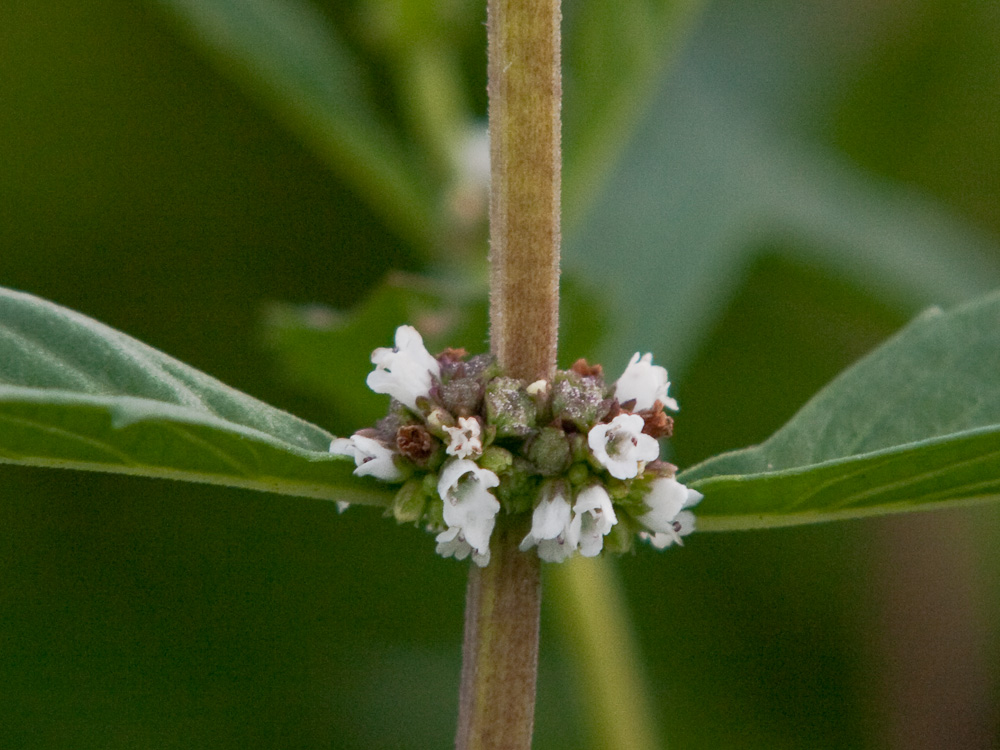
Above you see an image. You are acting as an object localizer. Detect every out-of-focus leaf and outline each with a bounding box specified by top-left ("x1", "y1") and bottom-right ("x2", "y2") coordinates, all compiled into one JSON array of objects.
[
  {"x1": 263, "y1": 268, "x2": 608, "y2": 428},
  {"x1": 564, "y1": 72, "x2": 1000, "y2": 372},
  {"x1": 679, "y1": 290, "x2": 1000, "y2": 529},
  {"x1": 262, "y1": 274, "x2": 477, "y2": 428},
  {"x1": 153, "y1": 0, "x2": 437, "y2": 251},
  {"x1": 562, "y1": 0, "x2": 704, "y2": 230},
  {"x1": 0, "y1": 287, "x2": 392, "y2": 507}
]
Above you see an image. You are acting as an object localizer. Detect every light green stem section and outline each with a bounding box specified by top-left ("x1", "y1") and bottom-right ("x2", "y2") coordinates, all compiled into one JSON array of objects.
[
  {"x1": 456, "y1": 0, "x2": 562, "y2": 746},
  {"x1": 456, "y1": 516, "x2": 542, "y2": 750},
  {"x1": 487, "y1": 0, "x2": 562, "y2": 382},
  {"x1": 550, "y1": 557, "x2": 661, "y2": 750}
]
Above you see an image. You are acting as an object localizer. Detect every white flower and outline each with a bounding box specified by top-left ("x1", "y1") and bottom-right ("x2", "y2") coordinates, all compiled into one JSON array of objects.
[
  {"x1": 638, "y1": 477, "x2": 703, "y2": 548},
  {"x1": 614, "y1": 352, "x2": 678, "y2": 412},
  {"x1": 573, "y1": 485, "x2": 618, "y2": 557},
  {"x1": 329, "y1": 437, "x2": 354, "y2": 457},
  {"x1": 436, "y1": 459, "x2": 501, "y2": 566},
  {"x1": 525, "y1": 379, "x2": 548, "y2": 397},
  {"x1": 588, "y1": 413, "x2": 660, "y2": 480},
  {"x1": 330, "y1": 434, "x2": 404, "y2": 482},
  {"x1": 435, "y1": 527, "x2": 476, "y2": 563},
  {"x1": 444, "y1": 416, "x2": 483, "y2": 459},
  {"x1": 366, "y1": 325, "x2": 441, "y2": 411},
  {"x1": 520, "y1": 484, "x2": 578, "y2": 563}
]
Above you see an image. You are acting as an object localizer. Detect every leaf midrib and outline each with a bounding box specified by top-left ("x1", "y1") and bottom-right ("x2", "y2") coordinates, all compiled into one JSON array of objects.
[{"x1": 0, "y1": 386, "x2": 335, "y2": 458}]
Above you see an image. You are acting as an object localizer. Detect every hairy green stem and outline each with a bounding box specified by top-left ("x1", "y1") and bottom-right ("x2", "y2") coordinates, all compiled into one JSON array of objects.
[
  {"x1": 456, "y1": 0, "x2": 561, "y2": 746},
  {"x1": 456, "y1": 516, "x2": 542, "y2": 749},
  {"x1": 487, "y1": 0, "x2": 562, "y2": 383}
]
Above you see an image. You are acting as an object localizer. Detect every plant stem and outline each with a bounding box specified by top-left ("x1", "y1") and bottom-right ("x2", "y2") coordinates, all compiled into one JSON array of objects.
[
  {"x1": 456, "y1": 0, "x2": 561, "y2": 747},
  {"x1": 456, "y1": 515, "x2": 542, "y2": 750},
  {"x1": 487, "y1": 0, "x2": 562, "y2": 384}
]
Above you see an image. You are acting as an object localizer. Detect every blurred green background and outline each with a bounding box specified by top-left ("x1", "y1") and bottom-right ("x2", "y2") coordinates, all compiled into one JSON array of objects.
[{"x1": 1, "y1": 0, "x2": 999, "y2": 747}]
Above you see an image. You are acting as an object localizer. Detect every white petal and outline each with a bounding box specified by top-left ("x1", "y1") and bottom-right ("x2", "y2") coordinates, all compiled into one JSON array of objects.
[
  {"x1": 683, "y1": 488, "x2": 704, "y2": 509},
  {"x1": 526, "y1": 379, "x2": 548, "y2": 396},
  {"x1": 674, "y1": 509, "x2": 697, "y2": 535},
  {"x1": 520, "y1": 484, "x2": 577, "y2": 561},
  {"x1": 536, "y1": 537, "x2": 574, "y2": 563},
  {"x1": 572, "y1": 485, "x2": 618, "y2": 557},
  {"x1": 577, "y1": 528, "x2": 605, "y2": 557},
  {"x1": 574, "y1": 485, "x2": 618, "y2": 534},
  {"x1": 529, "y1": 486, "x2": 573, "y2": 540},
  {"x1": 436, "y1": 528, "x2": 473, "y2": 561},
  {"x1": 640, "y1": 508, "x2": 698, "y2": 549},
  {"x1": 329, "y1": 437, "x2": 355, "y2": 457},
  {"x1": 470, "y1": 548, "x2": 491, "y2": 567},
  {"x1": 638, "y1": 477, "x2": 689, "y2": 533},
  {"x1": 614, "y1": 352, "x2": 678, "y2": 412},
  {"x1": 638, "y1": 477, "x2": 702, "y2": 546},
  {"x1": 365, "y1": 325, "x2": 440, "y2": 411},
  {"x1": 444, "y1": 416, "x2": 483, "y2": 459},
  {"x1": 634, "y1": 433, "x2": 660, "y2": 463},
  {"x1": 587, "y1": 414, "x2": 660, "y2": 480},
  {"x1": 394, "y1": 325, "x2": 442, "y2": 377},
  {"x1": 436, "y1": 459, "x2": 500, "y2": 562},
  {"x1": 350, "y1": 435, "x2": 404, "y2": 482}
]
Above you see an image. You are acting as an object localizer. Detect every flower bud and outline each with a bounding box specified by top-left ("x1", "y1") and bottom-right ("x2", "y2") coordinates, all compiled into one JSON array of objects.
[
  {"x1": 551, "y1": 371, "x2": 609, "y2": 431},
  {"x1": 566, "y1": 462, "x2": 590, "y2": 486},
  {"x1": 526, "y1": 427, "x2": 572, "y2": 476},
  {"x1": 484, "y1": 377, "x2": 538, "y2": 437},
  {"x1": 425, "y1": 407, "x2": 457, "y2": 438},
  {"x1": 438, "y1": 375, "x2": 486, "y2": 417},
  {"x1": 495, "y1": 458, "x2": 539, "y2": 514},
  {"x1": 601, "y1": 517, "x2": 635, "y2": 555},
  {"x1": 391, "y1": 479, "x2": 428, "y2": 524},
  {"x1": 478, "y1": 445, "x2": 514, "y2": 475}
]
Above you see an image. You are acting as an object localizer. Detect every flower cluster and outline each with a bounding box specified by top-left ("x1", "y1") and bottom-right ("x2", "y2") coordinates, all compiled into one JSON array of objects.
[{"x1": 331, "y1": 326, "x2": 702, "y2": 566}]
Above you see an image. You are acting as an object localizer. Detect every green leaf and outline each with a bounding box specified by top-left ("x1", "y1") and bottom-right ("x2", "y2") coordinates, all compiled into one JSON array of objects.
[
  {"x1": 564, "y1": 51, "x2": 1000, "y2": 375},
  {"x1": 0, "y1": 287, "x2": 393, "y2": 507},
  {"x1": 262, "y1": 274, "x2": 478, "y2": 429},
  {"x1": 263, "y1": 270, "x2": 605, "y2": 425},
  {"x1": 153, "y1": 0, "x2": 437, "y2": 252},
  {"x1": 679, "y1": 290, "x2": 1000, "y2": 529}
]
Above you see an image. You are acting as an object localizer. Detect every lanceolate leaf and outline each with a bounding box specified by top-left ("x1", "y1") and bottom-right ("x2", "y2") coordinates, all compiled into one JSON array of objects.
[
  {"x1": 0, "y1": 287, "x2": 393, "y2": 507},
  {"x1": 262, "y1": 273, "x2": 488, "y2": 429},
  {"x1": 679, "y1": 290, "x2": 1000, "y2": 529},
  {"x1": 565, "y1": 75, "x2": 1000, "y2": 373}
]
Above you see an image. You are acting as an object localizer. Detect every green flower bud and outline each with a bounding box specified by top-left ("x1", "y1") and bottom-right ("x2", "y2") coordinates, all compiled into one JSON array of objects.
[
  {"x1": 425, "y1": 407, "x2": 456, "y2": 437},
  {"x1": 551, "y1": 371, "x2": 610, "y2": 431},
  {"x1": 421, "y1": 472, "x2": 439, "y2": 496},
  {"x1": 479, "y1": 445, "x2": 514, "y2": 475},
  {"x1": 391, "y1": 479, "x2": 428, "y2": 524},
  {"x1": 526, "y1": 427, "x2": 572, "y2": 476},
  {"x1": 439, "y1": 376, "x2": 486, "y2": 417},
  {"x1": 602, "y1": 516, "x2": 636, "y2": 555},
  {"x1": 568, "y1": 432, "x2": 589, "y2": 463},
  {"x1": 495, "y1": 457, "x2": 540, "y2": 514},
  {"x1": 423, "y1": 494, "x2": 445, "y2": 529},
  {"x1": 484, "y1": 377, "x2": 538, "y2": 437},
  {"x1": 567, "y1": 462, "x2": 591, "y2": 486},
  {"x1": 604, "y1": 477, "x2": 630, "y2": 501}
]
